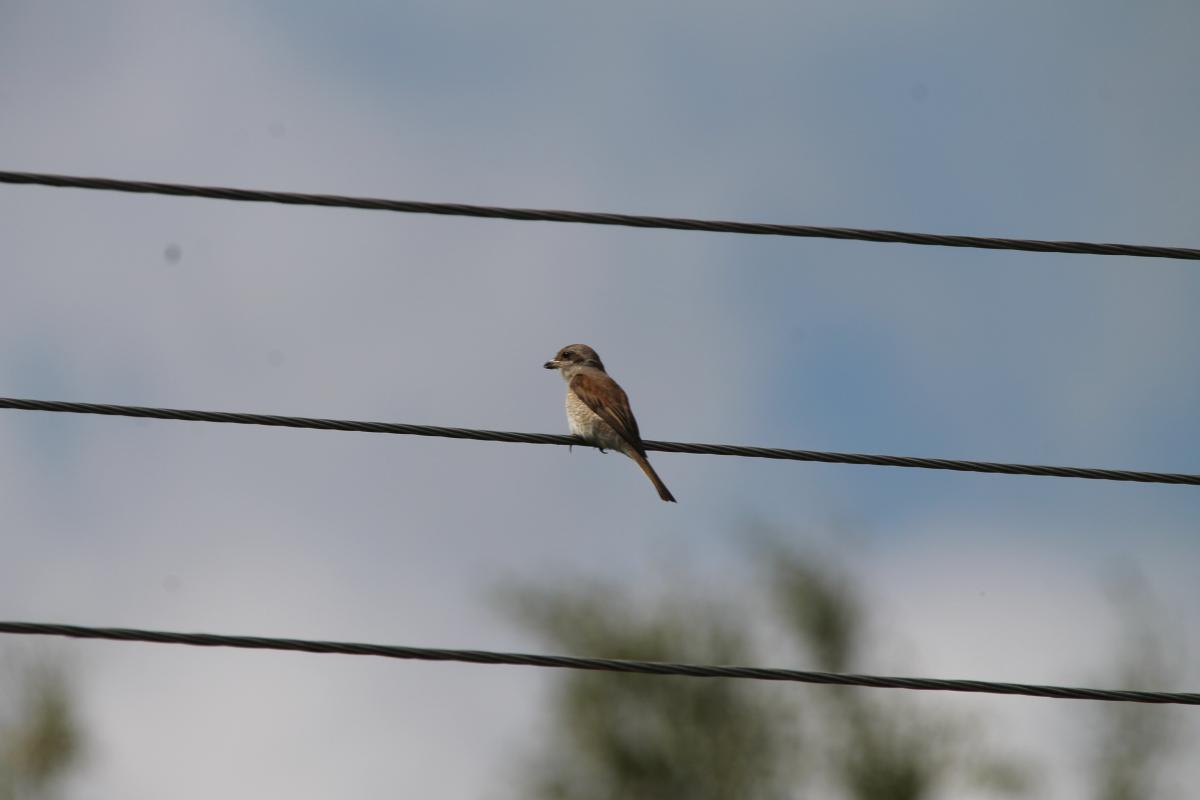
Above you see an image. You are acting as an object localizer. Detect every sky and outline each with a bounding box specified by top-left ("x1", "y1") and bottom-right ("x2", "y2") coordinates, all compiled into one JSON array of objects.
[{"x1": 1, "y1": 1, "x2": 1198, "y2": 797}]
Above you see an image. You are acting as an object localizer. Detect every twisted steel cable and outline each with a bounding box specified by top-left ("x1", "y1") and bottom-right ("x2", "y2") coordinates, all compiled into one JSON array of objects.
[
  {"x1": 2, "y1": 170, "x2": 1198, "y2": 260},
  {"x1": 1, "y1": 622, "x2": 1195, "y2": 705},
  {"x1": 2, "y1": 397, "x2": 1197, "y2": 485}
]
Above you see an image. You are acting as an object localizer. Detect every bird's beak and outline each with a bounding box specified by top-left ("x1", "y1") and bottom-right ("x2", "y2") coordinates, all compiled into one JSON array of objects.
[{"x1": 543, "y1": 360, "x2": 559, "y2": 370}]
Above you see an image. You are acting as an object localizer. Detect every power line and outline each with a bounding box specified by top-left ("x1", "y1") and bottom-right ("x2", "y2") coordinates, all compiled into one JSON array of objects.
[
  {"x1": 1, "y1": 621, "x2": 1195, "y2": 705},
  {"x1": 2, "y1": 170, "x2": 1197, "y2": 260},
  {"x1": 2, "y1": 396, "x2": 1197, "y2": 485}
]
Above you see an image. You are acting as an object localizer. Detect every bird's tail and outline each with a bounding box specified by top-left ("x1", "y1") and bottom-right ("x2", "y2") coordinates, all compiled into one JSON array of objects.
[{"x1": 629, "y1": 450, "x2": 677, "y2": 502}]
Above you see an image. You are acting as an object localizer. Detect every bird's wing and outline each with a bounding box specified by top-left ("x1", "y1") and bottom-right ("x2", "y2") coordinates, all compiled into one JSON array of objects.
[{"x1": 570, "y1": 370, "x2": 645, "y2": 455}]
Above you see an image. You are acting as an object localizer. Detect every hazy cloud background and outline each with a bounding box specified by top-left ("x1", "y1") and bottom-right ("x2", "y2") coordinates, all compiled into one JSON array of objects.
[{"x1": 1, "y1": 2, "x2": 1197, "y2": 797}]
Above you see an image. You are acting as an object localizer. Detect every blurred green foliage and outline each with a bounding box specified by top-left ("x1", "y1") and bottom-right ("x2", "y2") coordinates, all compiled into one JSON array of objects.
[
  {"x1": 506, "y1": 584, "x2": 796, "y2": 800},
  {"x1": 503, "y1": 547, "x2": 1033, "y2": 800},
  {"x1": 0, "y1": 655, "x2": 81, "y2": 800},
  {"x1": 1088, "y1": 573, "x2": 1183, "y2": 800}
]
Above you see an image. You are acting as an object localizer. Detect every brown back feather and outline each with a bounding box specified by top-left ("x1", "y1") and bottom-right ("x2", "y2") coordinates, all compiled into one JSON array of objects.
[{"x1": 569, "y1": 370, "x2": 645, "y2": 455}]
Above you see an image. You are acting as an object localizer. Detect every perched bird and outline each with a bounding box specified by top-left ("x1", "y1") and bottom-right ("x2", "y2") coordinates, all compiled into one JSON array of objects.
[{"x1": 543, "y1": 344, "x2": 676, "y2": 502}]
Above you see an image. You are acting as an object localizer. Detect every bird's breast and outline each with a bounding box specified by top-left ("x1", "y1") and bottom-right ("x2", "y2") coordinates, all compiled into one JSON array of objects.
[{"x1": 565, "y1": 389, "x2": 625, "y2": 451}]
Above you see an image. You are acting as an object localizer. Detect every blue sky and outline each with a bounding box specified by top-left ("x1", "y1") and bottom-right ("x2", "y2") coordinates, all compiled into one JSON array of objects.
[{"x1": 1, "y1": 2, "x2": 1198, "y2": 797}]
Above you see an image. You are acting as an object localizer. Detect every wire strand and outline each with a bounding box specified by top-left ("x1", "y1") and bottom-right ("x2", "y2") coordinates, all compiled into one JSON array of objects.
[
  {"x1": 2, "y1": 170, "x2": 1197, "y2": 260},
  {"x1": 1, "y1": 622, "x2": 1195, "y2": 705},
  {"x1": 1, "y1": 397, "x2": 1196, "y2": 485}
]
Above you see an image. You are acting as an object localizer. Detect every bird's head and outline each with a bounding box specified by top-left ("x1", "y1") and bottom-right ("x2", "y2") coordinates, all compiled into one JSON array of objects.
[{"x1": 543, "y1": 344, "x2": 605, "y2": 376}]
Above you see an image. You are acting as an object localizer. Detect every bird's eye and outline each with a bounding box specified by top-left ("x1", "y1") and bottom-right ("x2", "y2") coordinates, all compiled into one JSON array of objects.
[{"x1": 561, "y1": 350, "x2": 573, "y2": 359}]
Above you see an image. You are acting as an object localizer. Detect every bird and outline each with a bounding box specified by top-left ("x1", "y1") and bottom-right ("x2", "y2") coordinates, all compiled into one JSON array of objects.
[{"x1": 543, "y1": 344, "x2": 677, "y2": 502}]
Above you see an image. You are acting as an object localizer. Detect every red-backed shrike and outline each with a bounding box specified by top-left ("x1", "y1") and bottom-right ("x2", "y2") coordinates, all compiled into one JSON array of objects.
[{"x1": 544, "y1": 344, "x2": 677, "y2": 502}]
